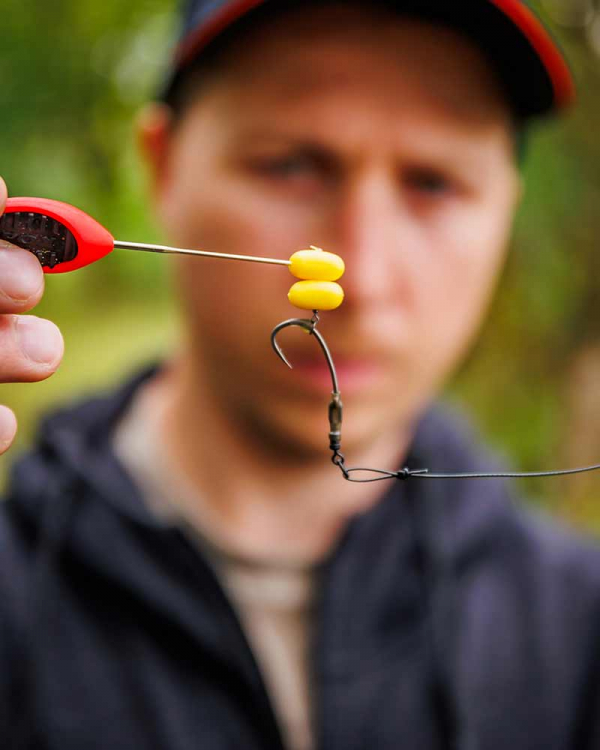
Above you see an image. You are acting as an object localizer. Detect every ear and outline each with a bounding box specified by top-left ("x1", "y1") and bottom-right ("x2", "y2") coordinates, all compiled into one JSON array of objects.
[{"x1": 136, "y1": 103, "x2": 174, "y2": 199}]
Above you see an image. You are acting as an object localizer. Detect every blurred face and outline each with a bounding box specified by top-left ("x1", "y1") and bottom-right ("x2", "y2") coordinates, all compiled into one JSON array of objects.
[{"x1": 150, "y1": 5, "x2": 520, "y2": 458}]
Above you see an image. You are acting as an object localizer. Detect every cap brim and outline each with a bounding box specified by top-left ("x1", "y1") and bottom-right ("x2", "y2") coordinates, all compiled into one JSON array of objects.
[
  {"x1": 490, "y1": 0, "x2": 574, "y2": 110},
  {"x1": 169, "y1": 0, "x2": 574, "y2": 119}
]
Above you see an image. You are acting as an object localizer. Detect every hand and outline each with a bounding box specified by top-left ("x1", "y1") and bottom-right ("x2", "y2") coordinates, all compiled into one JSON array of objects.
[{"x1": 0, "y1": 178, "x2": 64, "y2": 454}]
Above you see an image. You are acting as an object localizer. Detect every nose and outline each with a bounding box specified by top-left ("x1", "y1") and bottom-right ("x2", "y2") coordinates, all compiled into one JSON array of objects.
[{"x1": 325, "y1": 170, "x2": 412, "y2": 309}]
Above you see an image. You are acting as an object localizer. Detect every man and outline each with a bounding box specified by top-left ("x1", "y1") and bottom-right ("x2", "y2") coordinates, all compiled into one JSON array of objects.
[{"x1": 1, "y1": 1, "x2": 599, "y2": 748}]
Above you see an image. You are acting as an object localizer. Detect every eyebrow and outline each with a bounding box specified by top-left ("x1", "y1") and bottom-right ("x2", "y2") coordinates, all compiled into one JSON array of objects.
[
  {"x1": 225, "y1": 115, "x2": 515, "y2": 177},
  {"x1": 233, "y1": 126, "x2": 495, "y2": 164},
  {"x1": 228, "y1": 128, "x2": 330, "y2": 149}
]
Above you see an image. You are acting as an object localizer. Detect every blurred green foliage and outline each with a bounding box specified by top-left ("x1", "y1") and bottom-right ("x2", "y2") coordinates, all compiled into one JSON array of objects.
[
  {"x1": 2, "y1": 0, "x2": 600, "y2": 532},
  {"x1": 0, "y1": 0, "x2": 179, "y2": 466}
]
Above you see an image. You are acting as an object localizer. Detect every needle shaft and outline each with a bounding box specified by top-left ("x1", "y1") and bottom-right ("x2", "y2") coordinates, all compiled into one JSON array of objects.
[{"x1": 113, "y1": 240, "x2": 291, "y2": 267}]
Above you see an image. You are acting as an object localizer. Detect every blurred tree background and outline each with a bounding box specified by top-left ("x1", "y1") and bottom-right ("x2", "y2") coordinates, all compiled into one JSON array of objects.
[{"x1": 1, "y1": 0, "x2": 600, "y2": 531}]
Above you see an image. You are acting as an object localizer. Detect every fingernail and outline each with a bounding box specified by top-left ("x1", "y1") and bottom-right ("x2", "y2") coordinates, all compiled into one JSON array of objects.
[
  {"x1": 16, "y1": 317, "x2": 63, "y2": 365},
  {"x1": 0, "y1": 246, "x2": 43, "y2": 302}
]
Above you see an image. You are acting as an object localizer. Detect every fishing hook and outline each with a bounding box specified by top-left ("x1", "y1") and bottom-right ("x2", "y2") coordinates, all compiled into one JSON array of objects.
[
  {"x1": 270, "y1": 312, "x2": 346, "y2": 472},
  {"x1": 270, "y1": 314, "x2": 600, "y2": 483}
]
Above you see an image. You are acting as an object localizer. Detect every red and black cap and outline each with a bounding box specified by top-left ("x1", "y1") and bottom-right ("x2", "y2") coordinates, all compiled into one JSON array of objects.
[{"x1": 162, "y1": 0, "x2": 575, "y2": 119}]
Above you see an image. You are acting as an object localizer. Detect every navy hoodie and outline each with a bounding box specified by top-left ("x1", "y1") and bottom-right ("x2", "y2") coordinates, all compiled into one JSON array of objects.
[{"x1": 1, "y1": 370, "x2": 600, "y2": 750}]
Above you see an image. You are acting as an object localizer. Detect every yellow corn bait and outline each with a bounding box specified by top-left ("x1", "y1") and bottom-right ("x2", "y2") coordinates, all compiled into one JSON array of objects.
[
  {"x1": 289, "y1": 246, "x2": 345, "y2": 282},
  {"x1": 288, "y1": 280, "x2": 345, "y2": 311}
]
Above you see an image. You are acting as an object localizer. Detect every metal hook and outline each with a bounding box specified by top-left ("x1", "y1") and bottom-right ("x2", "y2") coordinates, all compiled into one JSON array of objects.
[
  {"x1": 271, "y1": 314, "x2": 340, "y2": 393},
  {"x1": 270, "y1": 313, "x2": 600, "y2": 486},
  {"x1": 270, "y1": 313, "x2": 344, "y2": 455}
]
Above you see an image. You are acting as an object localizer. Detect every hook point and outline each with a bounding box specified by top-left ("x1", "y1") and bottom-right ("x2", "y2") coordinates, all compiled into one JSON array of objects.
[{"x1": 271, "y1": 327, "x2": 294, "y2": 369}]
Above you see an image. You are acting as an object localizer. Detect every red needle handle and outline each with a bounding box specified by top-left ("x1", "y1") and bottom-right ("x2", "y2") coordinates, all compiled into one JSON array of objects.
[{"x1": 0, "y1": 197, "x2": 115, "y2": 273}]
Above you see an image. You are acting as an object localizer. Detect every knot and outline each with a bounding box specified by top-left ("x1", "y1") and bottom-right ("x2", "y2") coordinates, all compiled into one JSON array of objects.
[{"x1": 396, "y1": 467, "x2": 429, "y2": 480}]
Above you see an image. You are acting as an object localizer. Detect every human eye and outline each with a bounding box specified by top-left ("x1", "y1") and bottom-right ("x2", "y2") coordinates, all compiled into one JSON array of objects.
[
  {"x1": 403, "y1": 166, "x2": 455, "y2": 197},
  {"x1": 243, "y1": 146, "x2": 336, "y2": 190},
  {"x1": 254, "y1": 153, "x2": 317, "y2": 179}
]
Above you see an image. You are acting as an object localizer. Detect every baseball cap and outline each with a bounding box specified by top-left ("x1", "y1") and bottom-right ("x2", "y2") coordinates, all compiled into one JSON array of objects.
[{"x1": 162, "y1": 0, "x2": 575, "y2": 119}]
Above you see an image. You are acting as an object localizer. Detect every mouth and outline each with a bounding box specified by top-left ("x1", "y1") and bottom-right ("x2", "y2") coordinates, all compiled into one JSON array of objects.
[{"x1": 281, "y1": 354, "x2": 387, "y2": 395}]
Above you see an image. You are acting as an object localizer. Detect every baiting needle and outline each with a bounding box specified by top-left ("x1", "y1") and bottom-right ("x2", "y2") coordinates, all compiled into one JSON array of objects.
[
  {"x1": 112, "y1": 239, "x2": 291, "y2": 267},
  {"x1": 0, "y1": 196, "x2": 346, "y2": 311}
]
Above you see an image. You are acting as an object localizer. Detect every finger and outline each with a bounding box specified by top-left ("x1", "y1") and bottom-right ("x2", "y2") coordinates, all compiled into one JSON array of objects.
[
  {"x1": 0, "y1": 405, "x2": 17, "y2": 455},
  {"x1": 0, "y1": 315, "x2": 64, "y2": 384},
  {"x1": 0, "y1": 177, "x2": 7, "y2": 214},
  {"x1": 0, "y1": 243, "x2": 45, "y2": 314}
]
